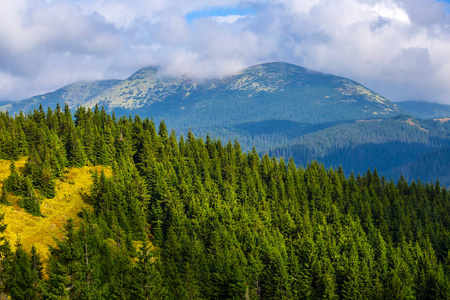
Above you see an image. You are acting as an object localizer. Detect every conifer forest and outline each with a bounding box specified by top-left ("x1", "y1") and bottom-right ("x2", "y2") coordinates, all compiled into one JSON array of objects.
[{"x1": 0, "y1": 104, "x2": 449, "y2": 299}]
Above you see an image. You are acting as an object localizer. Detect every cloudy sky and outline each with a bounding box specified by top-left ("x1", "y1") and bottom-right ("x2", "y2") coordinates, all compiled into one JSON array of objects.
[{"x1": 1, "y1": 0, "x2": 450, "y2": 103}]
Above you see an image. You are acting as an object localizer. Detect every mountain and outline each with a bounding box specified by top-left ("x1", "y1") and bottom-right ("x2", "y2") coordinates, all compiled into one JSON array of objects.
[
  {"x1": 85, "y1": 63, "x2": 406, "y2": 126},
  {"x1": 395, "y1": 100, "x2": 450, "y2": 119},
  {"x1": 4, "y1": 62, "x2": 450, "y2": 185},
  {"x1": 2, "y1": 61, "x2": 409, "y2": 151},
  {"x1": 0, "y1": 100, "x2": 12, "y2": 106},
  {"x1": 0, "y1": 80, "x2": 119, "y2": 114},
  {"x1": 3, "y1": 62, "x2": 406, "y2": 125}
]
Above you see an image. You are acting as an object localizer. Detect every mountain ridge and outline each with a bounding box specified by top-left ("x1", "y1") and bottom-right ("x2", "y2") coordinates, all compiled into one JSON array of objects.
[
  {"x1": 2, "y1": 62, "x2": 406, "y2": 122},
  {"x1": 395, "y1": 100, "x2": 450, "y2": 119},
  {"x1": 0, "y1": 79, "x2": 120, "y2": 114}
]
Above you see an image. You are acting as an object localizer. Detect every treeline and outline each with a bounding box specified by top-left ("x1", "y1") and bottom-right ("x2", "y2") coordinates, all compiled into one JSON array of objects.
[{"x1": 0, "y1": 105, "x2": 449, "y2": 299}]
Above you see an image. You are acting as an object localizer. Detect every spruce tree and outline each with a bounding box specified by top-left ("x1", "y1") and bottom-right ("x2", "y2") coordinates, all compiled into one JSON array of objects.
[
  {"x1": 20, "y1": 177, "x2": 41, "y2": 217},
  {"x1": 0, "y1": 184, "x2": 11, "y2": 206},
  {"x1": 30, "y1": 246, "x2": 44, "y2": 281},
  {"x1": 5, "y1": 161, "x2": 21, "y2": 194},
  {"x1": 67, "y1": 130, "x2": 87, "y2": 167},
  {"x1": 0, "y1": 213, "x2": 12, "y2": 295},
  {"x1": 9, "y1": 240, "x2": 37, "y2": 300}
]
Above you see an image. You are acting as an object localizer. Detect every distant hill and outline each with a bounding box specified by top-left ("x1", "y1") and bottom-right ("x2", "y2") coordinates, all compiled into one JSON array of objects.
[
  {"x1": 267, "y1": 116, "x2": 450, "y2": 184},
  {"x1": 395, "y1": 100, "x2": 450, "y2": 119},
  {"x1": 387, "y1": 146, "x2": 450, "y2": 185},
  {"x1": 0, "y1": 80, "x2": 120, "y2": 114},
  {"x1": 0, "y1": 100, "x2": 12, "y2": 108}
]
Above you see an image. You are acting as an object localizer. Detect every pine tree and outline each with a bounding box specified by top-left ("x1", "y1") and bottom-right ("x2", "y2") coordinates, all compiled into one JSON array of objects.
[
  {"x1": 20, "y1": 177, "x2": 41, "y2": 217},
  {"x1": 30, "y1": 246, "x2": 44, "y2": 281},
  {"x1": 5, "y1": 161, "x2": 22, "y2": 194},
  {"x1": 39, "y1": 165, "x2": 56, "y2": 198},
  {"x1": 158, "y1": 119, "x2": 168, "y2": 141},
  {"x1": 43, "y1": 256, "x2": 69, "y2": 299},
  {"x1": 152, "y1": 201, "x2": 164, "y2": 247},
  {"x1": 0, "y1": 213, "x2": 12, "y2": 296},
  {"x1": 129, "y1": 243, "x2": 167, "y2": 299},
  {"x1": 0, "y1": 184, "x2": 11, "y2": 206},
  {"x1": 9, "y1": 240, "x2": 37, "y2": 300},
  {"x1": 95, "y1": 134, "x2": 110, "y2": 165},
  {"x1": 67, "y1": 130, "x2": 87, "y2": 167}
]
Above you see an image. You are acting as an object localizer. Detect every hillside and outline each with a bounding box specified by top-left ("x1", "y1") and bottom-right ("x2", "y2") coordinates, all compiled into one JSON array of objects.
[
  {"x1": 0, "y1": 158, "x2": 111, "y2": 259},
  {"x1": 0, "y1": 108, "x2": 449, "y2": 299},
  {"x1": 0, "y1": 80, "x2": 119, "y2": 114},
  {"x1": 0, "y1": 101, "x2": 12, "y2": 107},
  {"x1": 396, "y1": 100, "x2": 450, "y2": 119},
  {"x1": 267, "y1": 116, "x2": 450, "y2": 185},
  {"x1": 387, "y1": 146, "x2": 450, "y2": 184}
]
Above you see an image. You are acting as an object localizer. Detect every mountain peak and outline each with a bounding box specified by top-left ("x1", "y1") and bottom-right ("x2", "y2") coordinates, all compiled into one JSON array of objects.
[
  {"x1": 241, "y1": 61, "x2": 310, "y2": 75},
  {"x1": 128, "y1": 66, "x2": 160, "y2": 79}
]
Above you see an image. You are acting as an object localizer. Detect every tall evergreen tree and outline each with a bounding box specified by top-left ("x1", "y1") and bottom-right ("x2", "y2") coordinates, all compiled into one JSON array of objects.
[{"x1": 9, "y1": 240, "x2": 37, "y2": 300}]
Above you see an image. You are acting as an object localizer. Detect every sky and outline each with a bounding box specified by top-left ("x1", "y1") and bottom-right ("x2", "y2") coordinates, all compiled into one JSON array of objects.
[{"x1": 1, "y1": 0, "x2": 450, "y2": 103}]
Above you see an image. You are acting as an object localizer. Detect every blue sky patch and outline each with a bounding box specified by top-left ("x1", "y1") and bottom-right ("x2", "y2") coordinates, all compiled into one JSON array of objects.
[
  {"x1": 438, "y1": 0, "x2": 450, "y2": 12},
  {"x1": 185, "y1": 6, "x2": 256, "y2": 23}
]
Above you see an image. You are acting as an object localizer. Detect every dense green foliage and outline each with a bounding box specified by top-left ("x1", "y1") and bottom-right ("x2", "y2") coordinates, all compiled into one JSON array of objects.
[{"x1": 0, "y1": 106, "x2": 450, "y2": 299}]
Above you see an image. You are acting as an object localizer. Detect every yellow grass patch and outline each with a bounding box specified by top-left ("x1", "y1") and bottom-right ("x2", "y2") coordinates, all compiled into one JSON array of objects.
[
  {"x1": 434, "y1": 117, "x2": 450, "y2": 123},
  {"x1": 0, "y1": 159, "x2": 111, "y2": 261},
  {"x1": 403, "y1": 118, "x2": 429, "y2": 132},
  {"x1": 0, "y1": 157, "x2": 27, "y2": 183}
]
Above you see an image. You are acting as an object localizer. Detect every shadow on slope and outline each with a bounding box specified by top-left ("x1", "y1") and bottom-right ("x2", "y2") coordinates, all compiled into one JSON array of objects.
[
  {"x1": 387, "y1": 147, "x2": 450, "y2": 186},
  {"x1": 232, "y1": 119, "x2": 349, "y2": 139},
  {"x1": 270, "y1": 141, "x2": 450, "y2": 185}
]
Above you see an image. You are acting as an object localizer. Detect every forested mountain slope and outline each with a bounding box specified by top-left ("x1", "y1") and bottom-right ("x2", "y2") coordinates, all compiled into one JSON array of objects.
[
  {"x1": 396, "y1": 101, "x2": 450, "y2": 119},
  {"x1": 0, "y1": 80, "x2": 119, "y2": 115},
  {"x1": 267, "y1": 116, "x2": 450, "y2": 185},
  {"x1": 2, "y1": 63, "x2": 406, "y2": 126},
  {"x1": 86, "y1": 62, "x2": 406, "y2": 126},
  {"x1": 0, "y1": 106, "x2": 449, "y2": 299}
]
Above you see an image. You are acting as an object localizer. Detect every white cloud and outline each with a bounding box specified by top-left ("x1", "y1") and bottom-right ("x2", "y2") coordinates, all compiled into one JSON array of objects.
[
  {"x1": 0, "y1": 71, "x2": 21, "y2": 95},
  {"x1": 210, "y1": 15, "x2": 246, "y2": 23},
  {"x1": 1, "y1": 0, "x2": 450, "y2": 104}
]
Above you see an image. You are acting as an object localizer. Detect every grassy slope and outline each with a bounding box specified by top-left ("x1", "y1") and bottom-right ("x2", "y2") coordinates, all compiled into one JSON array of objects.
[{"x1": 0, "y1": 158, "x2": 111, "y2": 260}]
